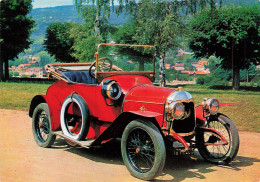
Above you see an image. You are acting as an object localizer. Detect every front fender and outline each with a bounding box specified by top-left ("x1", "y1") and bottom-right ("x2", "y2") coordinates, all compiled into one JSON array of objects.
[
  {"x1": 91, "y1": 111, "x2": 162, "y2": 146},
  {"x1": 195, "y1": 104, "x2": 235, "y2": 127}
]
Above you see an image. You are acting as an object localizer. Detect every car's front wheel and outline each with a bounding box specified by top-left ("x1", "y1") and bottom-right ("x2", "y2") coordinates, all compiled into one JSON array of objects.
[
  {"x1": 32, "y1": 103, "x2": 56, "y2": 148},
  {"x1": 196, "y1": 114, "x2": 239, "y2": 164},
  {"x1": 121, "y1": 120, "x2": 166, "y2": 180}
]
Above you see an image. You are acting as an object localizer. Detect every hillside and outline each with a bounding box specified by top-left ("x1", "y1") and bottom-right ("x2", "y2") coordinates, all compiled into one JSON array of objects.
[{"x1": 30, "y1": 5, "x2": 127, "y2": 40}]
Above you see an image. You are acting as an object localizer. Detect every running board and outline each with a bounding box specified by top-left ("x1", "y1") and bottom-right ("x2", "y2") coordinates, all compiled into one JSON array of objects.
[{"x1": 52, "y1": 131, "x2": 94, "y2": 148}]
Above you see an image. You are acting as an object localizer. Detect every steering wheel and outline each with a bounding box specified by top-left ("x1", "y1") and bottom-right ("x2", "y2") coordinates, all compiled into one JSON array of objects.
[{"x1": 89, "y1": 57, "x2": 113, "y2": 78}]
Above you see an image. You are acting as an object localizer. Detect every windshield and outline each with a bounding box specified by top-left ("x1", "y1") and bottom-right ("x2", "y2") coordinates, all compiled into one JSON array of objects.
[{"x1": 96, "y1": 44, "x2": 155, "y2": 73}]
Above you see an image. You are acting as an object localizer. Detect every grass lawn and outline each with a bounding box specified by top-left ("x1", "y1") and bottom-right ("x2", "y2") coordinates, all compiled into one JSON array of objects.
[
  {"x1": 0, "y1": 82, "x2": 50, "y2": 110},
  {"x1": 0, "y1": 82, "x2": 259, "y2": 132}
]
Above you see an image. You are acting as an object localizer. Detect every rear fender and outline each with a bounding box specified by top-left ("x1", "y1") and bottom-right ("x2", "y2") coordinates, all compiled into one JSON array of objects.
[
  {"x1": 29, "y1": 95, "x2": 62, "y2": 131},
  {"x1": 29, "y1": 95, "x2": 46, "y2": 117},
  {"x1": 91, "y1": 111, "x2": 163, "y2": 146}
]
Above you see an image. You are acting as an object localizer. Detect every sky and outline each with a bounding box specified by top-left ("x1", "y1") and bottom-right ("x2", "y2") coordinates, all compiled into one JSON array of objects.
[{"x1": 32, "y1": 0, "x2": 74, "y2": 9}]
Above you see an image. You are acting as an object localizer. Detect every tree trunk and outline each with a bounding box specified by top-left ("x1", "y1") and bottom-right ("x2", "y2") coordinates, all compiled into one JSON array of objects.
[
  {"x1": 4, "y1": 60, "x2": 9, "y2": 80},
  {"x1": 0, "y1": 59, "x2": 4, "y2": 81},
  {"x1": 95, "y1": 1, "x2": 101, "y2": 41},
  {"x1": 159, "y1": 55, "x2": 166, "y2": 87},
  {"x1": 232, "y1": 64, "x2": 240, "y2": 90}
]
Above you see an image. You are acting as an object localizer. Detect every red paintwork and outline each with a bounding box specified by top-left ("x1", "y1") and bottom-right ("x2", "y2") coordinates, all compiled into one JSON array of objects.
[
  {"x1": 124, "y1": 84, "x2": 174, "y2": 104},
  {"x1": 219, "y1": 103, "x2": 235, "y2": 106},
  {"x1": 195, "y1": 103, "x2": 234, "y2": 123},
  {"x1": 38, "y1": 75, "x2": 175, "y2": 139},
  {"x1": 199, "y1": 127, "x2": 228, "y2": 144},
  {"x1": 30, "y1": 71, "x2": 229, "y2": 149},
  {"x1": 195, "y1": 105, "x2": 206, "y2": 122},
  {"x1": 123, "y1": 84, "x2": 175, "y2": 127},
  {"x1": 170, "y1": 133, "x2": 191, "y2": 151},
  {"x1": 30, "y1": 72, "x2": 224, "y2": 146}
]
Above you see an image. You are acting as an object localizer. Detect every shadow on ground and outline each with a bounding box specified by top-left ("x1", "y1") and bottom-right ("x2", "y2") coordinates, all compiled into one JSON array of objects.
[{"x1": 52, "y1": 138, "x2": 260, "y2": 181}]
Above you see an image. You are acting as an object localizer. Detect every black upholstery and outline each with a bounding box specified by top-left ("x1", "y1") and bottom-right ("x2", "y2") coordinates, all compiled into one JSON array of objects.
[{"x1": 63, "y1": 71, "x2": 96, "y2": 84}]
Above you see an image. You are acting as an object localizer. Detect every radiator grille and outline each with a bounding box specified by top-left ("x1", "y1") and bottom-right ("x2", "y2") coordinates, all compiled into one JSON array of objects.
[{"x1": 172, "y1": 102, "x2": 195, "y2": 134}]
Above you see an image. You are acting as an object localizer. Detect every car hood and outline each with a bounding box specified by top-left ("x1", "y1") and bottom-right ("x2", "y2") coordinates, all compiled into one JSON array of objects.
[{"x1": 124, "y1": 84, "x2": 176, "y2": 104}]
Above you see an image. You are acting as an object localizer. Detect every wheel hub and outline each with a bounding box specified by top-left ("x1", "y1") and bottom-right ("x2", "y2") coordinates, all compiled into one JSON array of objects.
[
  {"x1": 41, "y1": 117, "x2": 49, "y2": 134},
  {"x1": 136, "y1": 148, "x2": 140, "y2": 153}
]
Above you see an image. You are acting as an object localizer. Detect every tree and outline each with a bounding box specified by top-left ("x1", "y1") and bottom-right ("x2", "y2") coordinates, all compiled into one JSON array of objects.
[
  {"x1": 74, "y1": 0, "x2": 127, "y2": 41},
  {"x1": 113, "y1": 0, "x2": 224, "y2": 86},
  {"x1": 35, "y1": 51, "x2": 55, "y2": 67},
  {"x1": 113, "y1": 20, "x2": 154, "y2": 71},
  {"x1": 0, "y1": 0, "x2": 35, "y2": 81},
  {"x1": 120, "y1": 0, "x2": 185, "y2": 86},
  {"x1": 188, "y1": 4, "x2": 260, "y2": 90},
  {"x1": 44, "y1": 22, "x2": 77, "y2": 62},
  {"x1": 70, "y1": 16, "x2": 97, "y2": 62},
  {"x1": 70, "y1": 8, "x2": 116, "y2": 62}
]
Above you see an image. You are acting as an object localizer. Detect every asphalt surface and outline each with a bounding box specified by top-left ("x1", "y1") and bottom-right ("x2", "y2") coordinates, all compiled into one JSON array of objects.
[{"x1": 0, "y1": 109, "x2": 260, "y2": 182}]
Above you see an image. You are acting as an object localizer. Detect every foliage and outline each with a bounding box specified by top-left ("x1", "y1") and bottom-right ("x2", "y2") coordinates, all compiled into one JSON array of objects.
[
  {"x1": 133, "y1": 0, "x2": 182, "y2": 56},
  {"x1": 113, "y1": 0, "x2": 225, "y2": 86},
  {"x1": 178, "y1": 72, "x2": 192, "y2": 81},
  {"x1": 70, "y1": 7, "x2": 117, "y2": 62},
  {"x1": 0, "y1": 0, "x2": 35, "y2": 81},
  {"x1": 35, "y1": 51, "x2": 56, "y2": 66},
  {"x1": 70, "y1": 18, "x2": 97, "y2": 62},
  {"x1": 9, "y1": 72, "x2": 19, "y2": 77},
  {"x1": 44, "y1": 22, "x2": 77, "y2": 62},
  {"x1": 74, "y1": 0, "x2": 123, "y2": 46},
  {"x1": 114, "y1": 0, "x2": 184, "y2": 86},
  {"x1": 251, "y1": 69, "x2": 260, "y2": 87},
  {"x1": 240, "y1": 64, "x2": 256, "y2": 82},
  {"x1": 113, "y1": 21, "x2": 136, "y2": 45},
  {"x1": 208, "y1": 56, "x2": 221, "y2": 71},
  {"x1": 196, "y1": 66, "x2": 231, "y2": 87},
  {"x1": 188, "y1": 4, "x2": 260, "y2": 89},
  {"x1": 165, "y1": 69, "x2": 177, "y2": 82},
  {"x1": 9, "y1": 58, "x2": 25, "y2": 67}
]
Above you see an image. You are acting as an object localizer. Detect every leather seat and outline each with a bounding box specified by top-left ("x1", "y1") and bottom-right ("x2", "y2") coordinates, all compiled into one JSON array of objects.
[{"x1": 63, "y1": 71, "x2": 96, "y2": 84}]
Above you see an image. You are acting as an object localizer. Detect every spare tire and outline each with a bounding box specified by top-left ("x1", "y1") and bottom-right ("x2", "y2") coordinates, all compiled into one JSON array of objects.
[{"x1": 60, "y1": 94, "x2": 90, "y2": 140}]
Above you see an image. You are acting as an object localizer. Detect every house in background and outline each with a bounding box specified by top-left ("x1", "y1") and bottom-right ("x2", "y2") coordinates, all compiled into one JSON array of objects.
[
  {"x1": 196, "y1": 60, "x2": 209, "y2": 71},
  {"x1": 19, "y1": 67, "x2": 44, "y2": 78},
  {"x1": 173, "y1": 63, "x2": 185, "y2": 71}
]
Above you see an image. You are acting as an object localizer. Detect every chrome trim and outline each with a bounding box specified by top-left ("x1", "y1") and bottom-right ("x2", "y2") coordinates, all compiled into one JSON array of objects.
[
  {"x1": 167, "y1": 91, "x2": 193, "y2": 102},
  {"x1": 124, "y1": 100, "x2": 165, "y2": 105}
]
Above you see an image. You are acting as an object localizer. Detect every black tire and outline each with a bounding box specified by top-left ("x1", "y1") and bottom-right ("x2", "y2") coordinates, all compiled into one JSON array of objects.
[
  {"x1": 32, "y1": 103, "x2": 56, "y2": 148},
  {"x1": 121, "y1": 120, "x2": 166, "y2": 180},
  {"x1": 60, "y1": 94, "x2": 90, "y2": 140},
  {"x1": 196, "y1": 114, "x2": 239, "y2": 164}
]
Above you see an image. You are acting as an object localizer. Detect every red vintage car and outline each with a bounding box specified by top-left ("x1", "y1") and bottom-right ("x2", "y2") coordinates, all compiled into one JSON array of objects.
[{"x1": 29, "y1": 44, "x2": 239, "y2": 180}]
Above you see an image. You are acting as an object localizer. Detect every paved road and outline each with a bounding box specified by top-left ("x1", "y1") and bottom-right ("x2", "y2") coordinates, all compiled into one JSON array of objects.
[{"x1": 0, "y1": 109, "x2": 260, "y2": 182}]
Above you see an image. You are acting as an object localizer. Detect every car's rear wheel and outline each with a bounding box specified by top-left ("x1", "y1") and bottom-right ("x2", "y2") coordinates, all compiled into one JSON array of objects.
[
  {"x1": 32, "y1": 103, "x2": 56, "y2": 148},
  {"x1": 60, "y1": 94, "x2": 90, "y2": 141},
  {"x1": 121, "y1": 120, "x2": 166, "y2": 180},
  {"x1": 196, "y1": 114, "x2": 239, "y2": 164}
]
